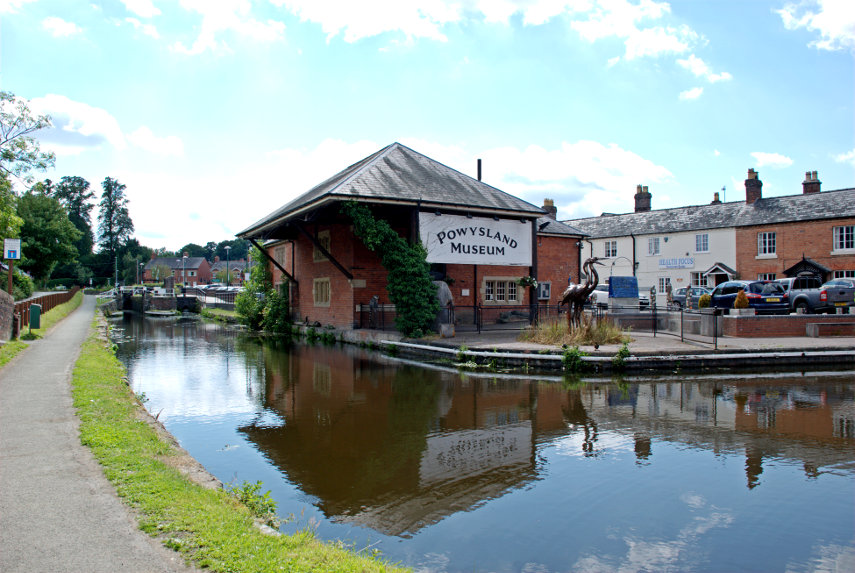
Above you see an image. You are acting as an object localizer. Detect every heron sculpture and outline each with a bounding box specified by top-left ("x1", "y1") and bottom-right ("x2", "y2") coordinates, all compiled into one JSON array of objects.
[{"x1": 560, "y1": 257, "x2": 604, "y2": 329}]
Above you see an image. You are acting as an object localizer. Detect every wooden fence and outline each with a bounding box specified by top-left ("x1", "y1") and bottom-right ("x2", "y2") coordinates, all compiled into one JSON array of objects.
[{"x1": 13, "y1": 287, "x2": 80, "y2": 336}]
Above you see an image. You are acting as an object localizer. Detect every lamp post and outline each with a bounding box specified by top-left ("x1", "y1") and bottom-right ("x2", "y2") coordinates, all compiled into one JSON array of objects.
[
  {"x1": 139, "y1": 261, "x2": 145, "y2": 284},
  {"x1": 182, "y1": 253, "x2": 187, "y2": 290},
  {"x1": 224, "y1": 245, "x2": 231, "y2": 286}
]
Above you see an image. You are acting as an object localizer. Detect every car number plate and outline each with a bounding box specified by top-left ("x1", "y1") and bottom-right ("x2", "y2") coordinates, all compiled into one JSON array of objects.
[
  {"x1": 835, "y1": 302, "x2": 847, "y2": 306},
  {"x1": 766, "y1": 297, "x2": 780, "y2": 302}
]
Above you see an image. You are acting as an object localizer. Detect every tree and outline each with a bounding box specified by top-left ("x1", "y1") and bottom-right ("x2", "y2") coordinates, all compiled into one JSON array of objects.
[
  {"x1": 97, "y1": 176, "x2": 134, "y2": 262},
  {"x1": 17, "y1": 190, "x2": 81, "y2": 284},
  {"x1": 215, "y1": 239, "x2": 248, "y2": 261},
  {"x1": 178, "y1": 242, "x2": 206, "y2": 258},
  {"x1": 0, "y1": 174, "x2": 23, "y2": 245},
  {"x1": 53, "y1": 175, "x2": 95, "y2": 256},
  {"x1": 204, "y1": 241, "x2": 218, "y2": 261},
  {"x1": 0, "y1": 91, "x2": 56, "y2": 184}
]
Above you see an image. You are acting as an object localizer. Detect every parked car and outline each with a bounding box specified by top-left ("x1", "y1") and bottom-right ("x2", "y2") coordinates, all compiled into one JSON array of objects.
[
  {"x1": 774, "y1": 275, "x2": 824, "y2": 313},
  {"x1": 817, "y1": 279, "x2": 855, "y2": 313},
  {"x1": 588, "y1": 284, "x2": 610, "y2": 308},
  {"x1": 638, "y1": 287, "x2": 653, "y2": 309},
  {"x1": 709, "y1": 280, "x2": 789, "y2": 314},
  {"x1": 671, "y1": 286, "x2": 712, "y2": 310}
]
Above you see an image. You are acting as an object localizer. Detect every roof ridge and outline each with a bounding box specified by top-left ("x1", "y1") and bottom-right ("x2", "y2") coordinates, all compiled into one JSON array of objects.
[{"x1": 324, "y1": 142, "x2": 400, "y2": 197}]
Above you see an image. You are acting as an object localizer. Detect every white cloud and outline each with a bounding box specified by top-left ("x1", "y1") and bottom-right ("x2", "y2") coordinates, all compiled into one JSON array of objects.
[
  {"x1": 834, "y1": 148, "x2": 855, "y2": 167},
  {"x1": 678, "y1": 87, "x2": 703, "y2": 100},
  {"x1": 126, "y1": 17, "x2": 160, "y2": 39},
  {"x1": 173, "y1": 0, "x2": 286, "y2": 55},
  {"x1": 750, "y1": 151, "x2": 794, "y2": 168},
  {"x1": 623, "y1": 25, "x2": 695, "y2": 60},
  {"x1": 713, "y1": 149, "x2": 720, "y2": 156},
  {"x1": 30, "y1": 94, "x2": 126, "y2": 155},
  {"x1": 0, "y1": 0, "x2": 37, "y2": 14},
  {"x1": 42, "y1": 17, "x2": 83, "y2": 38},
  {"x1": 778, "y1": 0, "x2": 855, "y2": 51},
  {"x1": 677, "y1": 54, "x2": 732, "y2": 82},
  {"x1": 127, "y1": 126, "x2": 184, "y2": 156},
  {"x1": 121, "y1": 0, "x2": 161, "y2": 18}
]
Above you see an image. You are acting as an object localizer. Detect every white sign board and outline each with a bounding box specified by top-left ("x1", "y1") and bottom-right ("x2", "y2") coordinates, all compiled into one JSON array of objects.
[
  {"x1": 419, "y1": 213, "x2": 532, "y2": 266},
  {"x1": 659, "y1": 257, "x2": 695, "y2": 269},
  {"x1": 4, "y1": 238, "x2": 21, "y2": 260}
]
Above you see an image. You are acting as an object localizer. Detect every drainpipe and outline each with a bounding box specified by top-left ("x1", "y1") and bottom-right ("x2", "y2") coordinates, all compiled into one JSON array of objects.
[{"x1": 630, "y1": 232, "x2": 637, "y2": 277}]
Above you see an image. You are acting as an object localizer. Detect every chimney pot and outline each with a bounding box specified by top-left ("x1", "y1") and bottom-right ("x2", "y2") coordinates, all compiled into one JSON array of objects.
[
  {"x1": 745, "y1": 168, "x2": 762, "y2": 204},
  {"x1": 634, "y1": 185, "x2": 652, "y2": 212},
  {"x1": 712, "y1": 192, "x2": 721, "y2": 204},
  {"x1": 803, "y1": 170, "x2": 821, "y2": 194},
  {"x1": 636, "y1": 184, "x2": 643, "y2": 194},
  {"x1": 542, "y1": 198, "x2": 557, "y2": 220}
]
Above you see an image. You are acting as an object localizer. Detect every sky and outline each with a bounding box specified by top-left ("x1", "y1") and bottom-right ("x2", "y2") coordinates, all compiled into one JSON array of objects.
[{"x1": 1, "y1": 0, "x2": 853, "y2": 251}]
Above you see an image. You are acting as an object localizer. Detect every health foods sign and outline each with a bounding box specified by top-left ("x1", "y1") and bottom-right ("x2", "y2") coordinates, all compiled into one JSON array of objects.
[{"x1": 419, "y1": 212, "x2": 532, "y2": 266}]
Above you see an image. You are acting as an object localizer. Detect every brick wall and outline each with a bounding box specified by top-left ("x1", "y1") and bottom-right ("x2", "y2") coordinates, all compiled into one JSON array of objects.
[
  {"x1": 736, "y1": 218, "x2": 855, "y2": 280},
  {"x1": 721, "y1": 313, "x2": 855, "y2": 337}
]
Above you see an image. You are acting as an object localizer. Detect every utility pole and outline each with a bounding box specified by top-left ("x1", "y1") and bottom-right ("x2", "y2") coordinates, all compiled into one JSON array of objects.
[{"x1": 114, "y1": 256, "x2": 118, "y2": 287}]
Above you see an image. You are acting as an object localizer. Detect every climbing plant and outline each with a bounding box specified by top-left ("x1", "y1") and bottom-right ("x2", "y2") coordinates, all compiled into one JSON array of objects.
[{"x1": 341, "y1": 202, "x2": 438, "y2": 337}]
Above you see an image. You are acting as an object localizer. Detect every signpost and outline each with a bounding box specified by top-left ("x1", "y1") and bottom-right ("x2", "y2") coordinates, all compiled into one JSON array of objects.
[{"x1": 4, "y1": 238, "x2": 21, "y2": 295}]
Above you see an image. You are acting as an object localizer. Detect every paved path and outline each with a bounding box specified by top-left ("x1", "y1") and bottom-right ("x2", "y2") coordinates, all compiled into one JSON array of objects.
[{"x1": 0, "y1": 295, "x2": 192, "y2": 573}]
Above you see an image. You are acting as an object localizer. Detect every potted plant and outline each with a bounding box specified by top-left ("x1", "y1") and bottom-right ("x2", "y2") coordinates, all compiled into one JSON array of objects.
[
  {"x1": 732, "y1": 289, "x2": 755, "y2": 315},
  {"x1": 518, "y1": 276, "x2": 538, "y2": 288}
]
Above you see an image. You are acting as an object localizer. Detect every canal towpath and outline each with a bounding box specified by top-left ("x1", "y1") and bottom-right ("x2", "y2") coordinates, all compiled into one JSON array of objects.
[{"x1": 0, "y1": 294, "x2": 193, "y2": 573}]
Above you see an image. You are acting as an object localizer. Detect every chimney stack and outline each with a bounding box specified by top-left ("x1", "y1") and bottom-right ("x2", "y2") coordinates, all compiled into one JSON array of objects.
[
  {"x1": 542, "y1": 198, "x2": 557, "y2": 220},
  {"x1": 802, "y1": 170, "x2": 821, "y2": 194},
  {"x1": 711, "y1": 192, "x2": 721, "y2": 205},
  {"x1": 477, "y1": 158, "x2": 482, "y2": 181},
  {"x1": 745, "y1": 168, "x2": 762, "y2": 204},
  {"x1": 634, "y1": 184, "x2": 652, "y2": 212}
]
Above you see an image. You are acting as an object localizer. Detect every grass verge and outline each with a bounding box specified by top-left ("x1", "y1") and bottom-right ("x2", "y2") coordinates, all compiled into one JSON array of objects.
[
  {"x1": 200, "y1": 306, "x2": 240, "y2": 324},
  {"x1": 519, "y1": 317, "x2": 629, "y2": 347},
  {"x1": 72, "y1": 317, "x2": 407, "y2": 573},
  {"x1": 1, "y1": 291, "x2": 84, "y2": 362}
]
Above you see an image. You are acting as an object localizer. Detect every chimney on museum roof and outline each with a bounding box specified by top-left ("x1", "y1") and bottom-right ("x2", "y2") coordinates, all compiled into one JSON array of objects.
[
  {"x1": 542, "y1": 198, "x2": 557, "y2": 220},
  {"x1": 711, "y1": 192, "x2": 722, "y2": 205}
]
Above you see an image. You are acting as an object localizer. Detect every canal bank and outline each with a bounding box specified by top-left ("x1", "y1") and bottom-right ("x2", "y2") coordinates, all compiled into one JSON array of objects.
[{"x1": 317, "y1": 325, "x2": 855, "y2": 373}]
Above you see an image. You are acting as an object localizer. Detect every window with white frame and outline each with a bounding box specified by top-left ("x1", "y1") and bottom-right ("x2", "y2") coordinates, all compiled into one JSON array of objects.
[
  {"x1": 757, "y1": 232, "x2": 776, "y2": 255},
  {"x1": 648, "y1": 237, "x2": 660, "y2": 256},
  {"x1": 485, "y1": 279, "x2": 520, "y2": 303},
  {"x1": 833, "y1": 226, "x2": 854, "y2": 251},
  {"x1": 313, "y1": 230, "x2": 331, "y2": 262},
  {"x1": 605, "y1": 240, "x2": 617, "y2": 258},
  {"x1": 313, "y1": 278, "x2": 330, "y2": 306},
  {"x1": 658, "y1": 277, "x2": 670, "y2": 292},
  {"x1": 690, "y1": 272, "x2": 707, "y2": 287},
  {"x1": 758, "y1": 273, "x2": 776, "y2": 280},
  {"x1": 695, "y1": 233, "x2": 709, "y2": 253},
  {"x1": 834, "y1": 270, "x2": 855, "y2": 278}
]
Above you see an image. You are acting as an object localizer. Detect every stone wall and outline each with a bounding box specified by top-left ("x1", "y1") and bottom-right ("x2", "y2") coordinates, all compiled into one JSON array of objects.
[{"x1": 0, "y1": 290, "x2": 13, "y2": 342}]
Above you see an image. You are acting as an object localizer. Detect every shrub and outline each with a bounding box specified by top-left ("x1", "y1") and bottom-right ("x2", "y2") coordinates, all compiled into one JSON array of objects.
[
  {"x1": 612, "y1": 342, "x2": 630, "y2": 370},
  {"x1": 698, "y1": 293, "x2": 711, "y2": 308},
  {"x1": 562, "y1": 346, "x2": 589, "y2": 372},
  {"x1": 734, "y1": 289, "x2": 749, "y2": 309}
]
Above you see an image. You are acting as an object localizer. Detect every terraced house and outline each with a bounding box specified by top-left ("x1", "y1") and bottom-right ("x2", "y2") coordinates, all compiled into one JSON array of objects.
[{"x1": 565, "y1": 170, "x2": 855, "y2": 294}]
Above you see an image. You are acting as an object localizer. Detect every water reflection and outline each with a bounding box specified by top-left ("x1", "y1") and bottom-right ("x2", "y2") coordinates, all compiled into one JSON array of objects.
[{"x1": 112, "y1": 315, "x2": 855, "y2": 572}]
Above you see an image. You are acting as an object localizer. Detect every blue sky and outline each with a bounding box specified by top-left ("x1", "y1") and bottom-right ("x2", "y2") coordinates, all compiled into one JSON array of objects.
[{"x1": 1, "y1": 0, "x2": 853, "y2": 250}]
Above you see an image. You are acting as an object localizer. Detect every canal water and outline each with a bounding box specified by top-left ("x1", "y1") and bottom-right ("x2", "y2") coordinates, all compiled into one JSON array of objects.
[{"x1": 110, "y1": 315, "x2": 855, "y2": 573}]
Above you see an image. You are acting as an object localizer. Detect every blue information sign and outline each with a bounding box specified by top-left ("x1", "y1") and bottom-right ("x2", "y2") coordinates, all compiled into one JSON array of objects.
[{"x1": 609, "y1": 276, "x2": 639, "y2": 298}]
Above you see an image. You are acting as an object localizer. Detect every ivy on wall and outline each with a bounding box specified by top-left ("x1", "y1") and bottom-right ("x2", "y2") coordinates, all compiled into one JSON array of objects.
[{"x1": 341, "y1": 201, "x2": 438, "y2": 337}]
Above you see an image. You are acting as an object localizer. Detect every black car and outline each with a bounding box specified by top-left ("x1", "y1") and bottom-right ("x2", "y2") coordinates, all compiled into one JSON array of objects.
[{"x1": 709, "y1": 280, "x2": 789, "y2": 314}]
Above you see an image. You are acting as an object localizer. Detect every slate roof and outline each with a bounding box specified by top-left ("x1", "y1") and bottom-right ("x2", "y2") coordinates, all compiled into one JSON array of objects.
[
  {"x1": 565, "y1": 187, "x2": 855, "y2": 238},
  {"x1": 146, "y1": 257, "x2": 208, "y2": 270},
  {"x1": 239, "y1": 142, "x2": 547, "y2": 239},
  {"x1": 210, "y1": 259, "x2": 251, "y2": 273},
  {"x1": 536, "y1": 217, "x2": 586, "y2": 237}
]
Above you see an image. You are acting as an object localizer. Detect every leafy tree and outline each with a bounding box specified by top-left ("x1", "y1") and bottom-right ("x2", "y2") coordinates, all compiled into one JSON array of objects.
[
  {"x1": 235, "y1": 245, "x2": 290, "y2": 332},
  {"x1": 204, "y1": 241, "x2": 218, "y2": 261},
  {"x1": 178, "y1": 242, "x2": 206, "y2": 258},
  {"x1": 0, "y1": 91, "x2": 56, "y2": 184},
  {"x1": 17, "y1": 190, "x2": 81, "y2": 284},
  {"x1": 215, "y1": 239, "x2": 249, "y2": 261},
  {"x1": 53, "y1": 175, "x2": 95, "y2": 256},
  {"x1": 97, "y1": 176, "x2": 134, "y2": 261},
  {"x1": 0, "y1": 174, "x2": 23, "y2": 245}
]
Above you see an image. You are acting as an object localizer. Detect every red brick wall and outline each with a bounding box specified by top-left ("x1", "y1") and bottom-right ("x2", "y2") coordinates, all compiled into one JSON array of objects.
[
  {"x1": 265, "y1": 222, "x2": 581, "y2": 329},
  {"x1": 736, "y1": 218, "x2": 855, "y2": 280},
  {"x1": 721, "y1": 314, "x2": 855, "y2": 337}
]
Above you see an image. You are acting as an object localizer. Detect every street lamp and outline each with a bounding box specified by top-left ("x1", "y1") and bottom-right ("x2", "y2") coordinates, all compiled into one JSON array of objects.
[
  {"x1": 182, "y1": 253, "x2": 188, "y2": 289},
  {"x1": 224, "y1": 245, "x2": 231, "y2": 286}
]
